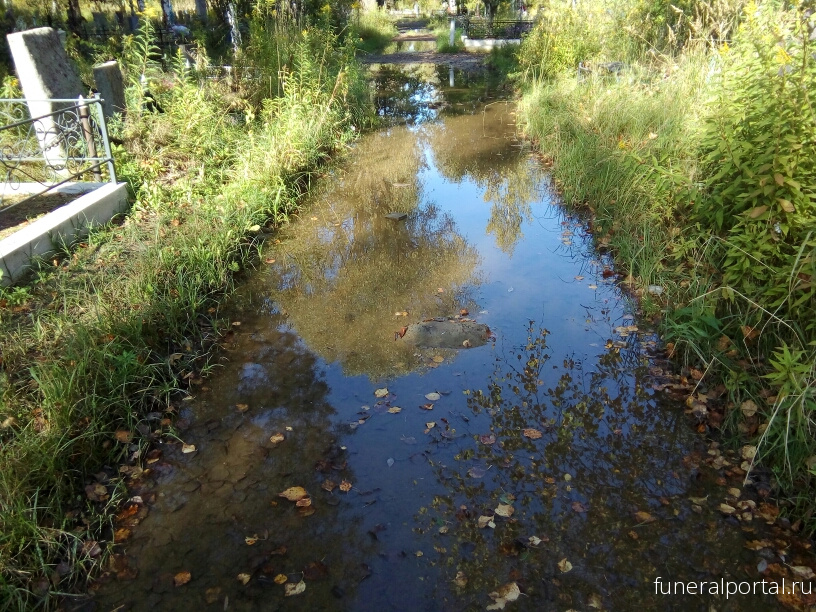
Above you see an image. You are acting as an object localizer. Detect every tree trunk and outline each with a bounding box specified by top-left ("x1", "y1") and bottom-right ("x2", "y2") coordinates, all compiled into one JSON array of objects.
[{"x1": 66, "y1": 0, "x2": 82, "y2": 36}]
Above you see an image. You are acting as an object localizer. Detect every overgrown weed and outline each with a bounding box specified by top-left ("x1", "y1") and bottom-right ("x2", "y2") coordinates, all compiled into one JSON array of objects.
[
  {"x1": 0, "y1": 20, "x2": 370, "y2": 608},
  {"x1": 518, "y1": 1, "x2": 816, "y2": 528}
]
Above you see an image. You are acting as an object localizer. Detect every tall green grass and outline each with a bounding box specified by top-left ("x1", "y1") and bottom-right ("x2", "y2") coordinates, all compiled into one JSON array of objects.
[
  {"x1": 0, "y1": 22, "x2": 370, "y2": 609},
  {"x1": 518, "y1": 1, "x2": 816, "y2": 527},
  {"x1": 352, "y1": 10, "x2": 398, "y2": 54}
]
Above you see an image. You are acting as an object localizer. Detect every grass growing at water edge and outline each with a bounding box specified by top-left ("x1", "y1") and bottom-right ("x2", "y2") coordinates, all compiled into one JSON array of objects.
[
  {"x1": 0, "y1": 22, "x2": 370, "y2": 609},
  {"x1": 517, "y1": 1, "x2": 816, "y2": 528}
]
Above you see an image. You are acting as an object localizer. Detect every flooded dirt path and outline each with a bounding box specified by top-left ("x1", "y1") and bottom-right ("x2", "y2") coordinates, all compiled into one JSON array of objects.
[{"x1": 93, "y1": 66, "x2": 814, "y2": 611}]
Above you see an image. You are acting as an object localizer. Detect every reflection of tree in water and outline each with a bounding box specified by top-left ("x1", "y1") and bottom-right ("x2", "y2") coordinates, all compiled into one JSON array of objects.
[
  {"x1": 269, "y1": 128, "x2": 481, "y2": 378},
  {"x1": 369, "y1": 65, "x2": 510, "y2": 124},
  {"x1": 427, "y1": 110, "x2": 545, "y2": 255},
  {"x1": 411, "y1": 323, "x2": 770, "y2": 610},
  {"x1": 370, "y1": 64, "x2": 443, "y2": 124},
  {"x1": 96, "y1": 325, "x2": 377, "y2": 611},
  {"x1": 482, "y1": 162, "x2": 540, "y2": 255}
]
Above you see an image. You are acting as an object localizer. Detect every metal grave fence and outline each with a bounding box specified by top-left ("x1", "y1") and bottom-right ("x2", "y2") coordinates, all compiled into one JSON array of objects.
[{"x1": 0, "y1": 94, "x2": 116, "y2": 214}]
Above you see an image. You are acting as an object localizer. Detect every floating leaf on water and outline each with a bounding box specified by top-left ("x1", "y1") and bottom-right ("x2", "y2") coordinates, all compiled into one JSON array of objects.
[
  {"x1": 572, "y1": 501, "x2": 588, "y2": 513},
  {"x1": 432, "y1": 355, "x2": 445, "y2": 364},
  {"x1": 235, "y1": 403, "x2": 249, "y2": 413},
  {"x1": 181, "y1": 444, "x2": 196, "y2": 454},
  {"x1": 426, "y1": 421, "x2": 436, "y2": 429},
  {"x1": 453, "y1": 571, "x2": 467, "y2": 587},
  {"x1": 322, "y1": 479, "x2": 336, "y2": 492},
  {"x1": 245, "y1": 535, "x2": 258, "y2": 545},
  {"x1": 478, "y1": 515, "x2": 495, "y2": 529},
  {"x1": 480, "y1": 434, "x2": 496, "y2": 445},
  {"x1": 420, "y1": 403, "x2": 434, "y2": 410},
  {"x1": 718, "y1": 503, "x2": 736, "y2": 515},
  {"x1": 634, "y1": 511, "x2": 655, "y2": 524},
  {"x1": 415, "y1": 550, "x2": 423, "y2": 557},
  {"x1": 387, "y1": 406, "x2": 402, "y2": 414},
  {"x1": 588, "y1": 284, "x2": 598, "y2": 290},
  {"x1": 588, "y1": 593, "x2": 603, "y2": 609},
  {"x1": 438, "y1": 525, "x2": 449, "y2": 534},
  {"x1": 495, "y1": 504, "x2": 514, "y2": 518},
  {"x1": 374, "y1": 388, "x2": 389, "y2": 398},
  {"x1": 173, "y1": 571, "x2": 191, "y2": 587},
  {"x1": 498, "y1": 492, "x2": 515, "y2": 504},
  {"x1": 574, "y1": 275, "x2": 584, "y2": 281},
  {"x1": 688, "y1": 496, "x2": 708, "y2": 505},
  {"x1": 279, "y1": 486, "x2": 308, "y2": 501},
  {"x1": 468, "y1": 466, "x2": 486, "y2": 478},
  {"x1": 296, "y1": 497, "x2": 312, "y2": 507},
  {"x1": 522, "y1": 428, "x2": 542, "y2": 440},
  {"x1": 273, "y1": 574, "x2": 287, "y2": 584},
  {"x1": 285, "y1": 580, "x2": 306, "y2": 596},
  {"x1": 528, "y1": 535, "x2": 545, "y2": 546},
  {"x1": 298, "y1": 506, "x2": 316, "y2": 517},
  {"x1": 563, "y1": 473, "x2": 572, "y2": 482},
  {"x1": 487, "y1": 582, "x2": 521, "y2": 610},
  {"x1": 558, "y1": 558, "x2": 573, "y2": 573},
  {"x1": 237, "y1": 573, "x2": 251, "y2": 585},
  {"x1": 339, "y1": 480, "x2": 352, "y2": 492},
  {"x1": 387, "y1": 458, "x2": 395, "y2": 467},
  {"x1": 425, "y1": 392, "x2": 441, "y2": 401},
  {"x1": 269, "y1": 432, "x2": 285, "y2": 444}
]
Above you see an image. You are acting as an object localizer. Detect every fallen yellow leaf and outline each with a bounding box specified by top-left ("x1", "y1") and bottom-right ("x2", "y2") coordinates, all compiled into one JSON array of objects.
[{"x1": 279, "y1": 486, "x2": 308, "y2": 501}]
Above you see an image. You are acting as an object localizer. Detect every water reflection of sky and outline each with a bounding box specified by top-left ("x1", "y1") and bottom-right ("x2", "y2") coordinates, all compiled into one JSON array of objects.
[{"x1": 94, "y1": 67, "x2": 795, "y2": 612}]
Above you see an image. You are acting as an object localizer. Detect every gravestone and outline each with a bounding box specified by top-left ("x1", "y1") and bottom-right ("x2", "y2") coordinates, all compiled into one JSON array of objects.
[
  {"x1": 195, "y1": 0, "x2": 207, "y2": 21},
  {"x1": 6, "y1": 27, "x2": 83, "y2": 169},
  {"x1": 93, "y1": 61, "x2": 126, "y2": 120}
]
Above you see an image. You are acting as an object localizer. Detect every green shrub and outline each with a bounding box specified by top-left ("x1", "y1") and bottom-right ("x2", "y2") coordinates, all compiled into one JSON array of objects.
[{"x1": 692, "y1": 4, "x2": 816, "y2": 338}]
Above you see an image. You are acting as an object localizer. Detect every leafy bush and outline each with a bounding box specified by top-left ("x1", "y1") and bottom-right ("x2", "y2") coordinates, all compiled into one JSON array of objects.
[{"x1": 693, "y1": 4, "x2": 816, "y2": 338}]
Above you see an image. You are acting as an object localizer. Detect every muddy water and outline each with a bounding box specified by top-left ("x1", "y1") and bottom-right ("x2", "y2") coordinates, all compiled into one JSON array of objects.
[{"x1": 95, "y1": 67, "x2": 802, "y2": 611}]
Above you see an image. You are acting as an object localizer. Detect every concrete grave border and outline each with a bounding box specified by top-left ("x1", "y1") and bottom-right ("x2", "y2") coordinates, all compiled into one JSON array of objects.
[{"x1": 0, "y1": 182, "x2": 128, "y2": 285}]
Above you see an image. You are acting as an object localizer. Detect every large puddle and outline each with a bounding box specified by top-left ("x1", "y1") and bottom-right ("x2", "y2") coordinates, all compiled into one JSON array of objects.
[{"x1": 95, "y1": 65, "x2": 813, "y2": 611}]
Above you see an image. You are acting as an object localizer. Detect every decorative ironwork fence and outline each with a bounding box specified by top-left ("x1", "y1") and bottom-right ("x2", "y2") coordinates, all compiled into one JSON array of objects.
[
  {"x1": 458, "y1": 18, "x2": 534, "y2": 40},
  {"x1": 0, "y1": 95, "x2": 116, "y2": 214}
]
